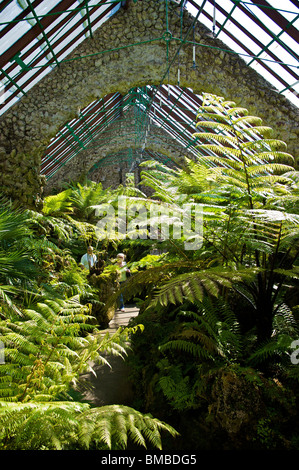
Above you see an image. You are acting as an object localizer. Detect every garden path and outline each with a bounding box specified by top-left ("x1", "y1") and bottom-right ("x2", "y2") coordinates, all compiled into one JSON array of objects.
[{"x1": 79, "y1": 305, "x2": 139, "y2": 407}]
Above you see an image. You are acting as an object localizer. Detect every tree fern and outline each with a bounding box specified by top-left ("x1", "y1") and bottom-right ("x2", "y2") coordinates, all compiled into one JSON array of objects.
[
  {"x1": 0, "y1": 289, "x2": 178, "y2": 449},
  {"x1": 0, "y1": 295, "x2": 144, "y2": 402},
  {"x1": 150, "y1": 267, "x2": 256, "y2": 308},
  {"x1": 68, "y1": 180, "x2": 112, "y2": 222},
  {"x1": 0, "y1": 401, "x2": 178, "y2": 450},
  {"x1": 194, "y1": 94, "x2": 295, "y2": 209}
]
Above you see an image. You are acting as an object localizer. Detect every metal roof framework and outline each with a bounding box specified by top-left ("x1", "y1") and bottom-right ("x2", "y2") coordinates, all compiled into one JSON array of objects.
[
  {"x1": 0, "y1": 0, "x2": 298, "y2": 180},
  {"x1": 41, "y1": 85, "x2": 204, "y2": 179}
]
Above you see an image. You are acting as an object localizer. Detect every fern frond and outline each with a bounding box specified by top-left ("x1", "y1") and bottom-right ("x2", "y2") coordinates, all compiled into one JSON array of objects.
[
  {"x1": 42, "y1": 189, "x2": 73, "y2": 216},
  {"x1": 241, "y1": 139, "x2": 287, "y2": 151},
  {"x1": 227, "y1": 107, "x2": 249, "y2": 116},
  {"x1": 238, "y1": 125, "x2": 273, "y2": 138},
  {"x1": 195, "y1": 144, "x2": 241, "y2": 159},
  {"x1": 159, "y1": 339, "x2": 214, "y2": 360},
  {"x1": 197, "y1": 113, "x2": 230, "y2": 125},
  {"x1": 103, "y1": 261, "x2": 198, "y2": 312},
  {"x1": 193, "y1": 132, "x2": 238, "y2": 146},
  {"x1": 247, "y1": 209, "x2": 299, "y2": 225},
  {"x1": 78, "y1": 404, "x2": 178, "y2": 450},
  {"x1": 246, "y1": 163, "x2": 295, "y2": 176},
  {"x1": 195, "y1": 120, "x2": 233, "y2": 133},
  {"x1": 151, "y1": 268, "x2": 255, "y2": 308},
  {"x1": 234, "y1": 115, "x2": 263, "y2": 126},
  {"x1": 248, "y1": 335, "x2": 293, "y2": 367},
  {"x1": 256, "y1": 151, "x2": 295, "y2": 163}
]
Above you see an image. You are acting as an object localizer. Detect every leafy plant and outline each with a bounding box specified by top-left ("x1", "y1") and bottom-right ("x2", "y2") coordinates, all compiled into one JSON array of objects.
[
  {"x1": 122, "y1": 94, "x2": 299, "y2": 449},
  {"x1": 132, "y1": 94, "x2": 299, "y2": 348},
  {"x1": 0, "y1": 292, "x2": 178, "y2": 449},
  {"x1": 0, "y1": 196, "x2": 179, "y2": 450},
  {"x1": 0, "y1": 401, "x2": 177, "y2": 450}
]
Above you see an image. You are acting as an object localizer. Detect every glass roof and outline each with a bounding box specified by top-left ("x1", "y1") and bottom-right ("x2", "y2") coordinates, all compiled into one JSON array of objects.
[
  {"x1": 1, "y1": 0, "x2": 298, "y2": 115},
  {"x1": 0, "y1": 0, "x2": 298, "y2": 180},
  {"x1": 188, "y1": 0, "x2": 299, "y2": 108},
  {"x1": 41, "y1": 85, "x2": 202, "y2": 179},
  {"x1": 0, "y1": 0, "x2": 121, "y2": 115}
]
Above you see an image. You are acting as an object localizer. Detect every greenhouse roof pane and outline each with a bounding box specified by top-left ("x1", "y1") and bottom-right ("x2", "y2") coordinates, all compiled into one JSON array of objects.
[
  {"x1": 0, "y1": 0, "x2": 298, "y2": 115},
  {"x1": 0, "y1": 0, "x2": 120, "y2": 115},
  {"x1": 0, "y1": 0, "x2": 298, "y2": 179},
  {"x1": 187, "y1": 0, "x2": 299, "y2": 107}
]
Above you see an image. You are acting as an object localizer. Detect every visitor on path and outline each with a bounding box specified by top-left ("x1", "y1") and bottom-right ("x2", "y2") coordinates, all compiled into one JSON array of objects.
[
  {"x1": 80, "y1": 246, "x2": 97, "y2": 271},
  {"x1": 116, "y1": 253, "x2": 130, "y2": 312},
  {"x1": 89, "y1": 252, "x2": 105, "y2": 276}
]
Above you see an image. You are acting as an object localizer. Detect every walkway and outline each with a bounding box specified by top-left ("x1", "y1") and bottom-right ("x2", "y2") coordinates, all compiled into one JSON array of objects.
[
  {"x1": 79, "y1": 305, "x2": 139, "y2": 407},
  {"x1": 106, "y1": 304, "x2": 140, "y2": 334}
]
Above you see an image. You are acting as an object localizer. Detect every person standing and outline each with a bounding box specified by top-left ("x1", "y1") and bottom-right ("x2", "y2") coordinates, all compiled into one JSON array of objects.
[{"x1": 80, "y1": 246, "x2": 97, "y2": 271}]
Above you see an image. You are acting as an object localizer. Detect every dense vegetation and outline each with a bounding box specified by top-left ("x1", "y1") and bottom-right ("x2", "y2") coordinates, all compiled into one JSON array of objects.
[
  {"x1": 110, "y1": 94, "x2": 299, "y2": 450},
  {"x1": 0, "y1": 94, "x2": 298, "y2": 450},
  {"x1": 0, "y1": 182, "x2": 178, "y2": 450}
]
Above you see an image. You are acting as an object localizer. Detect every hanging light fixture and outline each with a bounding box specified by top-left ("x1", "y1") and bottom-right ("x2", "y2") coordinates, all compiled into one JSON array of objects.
[
  {"x1": 191, "y1": 24, "x2": 198, "y2": 69},
  {"x1": 213, "y1": 0, "x2": 216, "y2": 38}
]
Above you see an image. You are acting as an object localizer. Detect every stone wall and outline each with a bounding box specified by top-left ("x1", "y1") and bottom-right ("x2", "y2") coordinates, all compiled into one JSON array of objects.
[
  {"x1": 87, "y1": 149, "x2": 175, "y2": 194},
  {"x1": 0, "y1": 0, "x2": 298, "y2": 206},
  {"x1": 45, "y1": 108, "x2": 191, "y2": 192}
]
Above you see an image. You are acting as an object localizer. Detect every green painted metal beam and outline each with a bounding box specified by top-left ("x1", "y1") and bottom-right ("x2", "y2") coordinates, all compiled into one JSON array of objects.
[
  {"x1": 10, "y1": 52, "x2": 32, "y2": 71},
  {"x1": 247, "y1": 12, "x2": 299, "y2": 66},
  {"x1": 25, "y1": 0, "x2": 60, "y2": 68},
  {"x1": 65, "y1": 123, "x2": 86, "y2": 149},
  {"x1": 0, "y1": 66, "x2": 27, "y2": 96},
  {"x1": 214, "y1": 0, "x2": 241, "y2": 39}
]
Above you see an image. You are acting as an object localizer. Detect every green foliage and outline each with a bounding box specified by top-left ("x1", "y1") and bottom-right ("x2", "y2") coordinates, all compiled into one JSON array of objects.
[
  {"x1": 0, "y1": 288, "x2": 177, "y2": 449},
  {"x1": 68, "y1": 180, "x2": 108, "y2": 222},
  {"x1": 0, "y1": 189, "x2": 179, "y2": 450},
  {"x1": 0, "y1": 401, "x2": 178, "y2": 450},
  {"x1": 124, "y1": 94, "x2": 299, "y2": 449},
  {"x1": 194, "y1": 93, "x2": 295, "y2": 208},
  {"x1": 0, "y1": 92, "x2": 298, "y2": 449},
  {"x1": 135, "y1": 93, "x2": 299, "y2": 345},
  {"x1": 42, "y1": 189, "x2": 74, "y2": 217},
  {"x1": 0, "y1": 295, "x2": 94, "y2": 402}
]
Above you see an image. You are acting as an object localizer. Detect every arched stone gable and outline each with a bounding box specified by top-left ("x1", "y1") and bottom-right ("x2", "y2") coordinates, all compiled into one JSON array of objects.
[
  {"x1": 0, "y1": 0, "x2": 298, "y2": 207},
  {"x1": 45, "y1": 107, "x2": 194, "y2": 191}
]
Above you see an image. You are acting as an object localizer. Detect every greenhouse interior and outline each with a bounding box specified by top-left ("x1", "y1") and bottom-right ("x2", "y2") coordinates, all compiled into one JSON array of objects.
[{"x1": 0, "y1": 0, "x2": 299, "y2": 454}]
